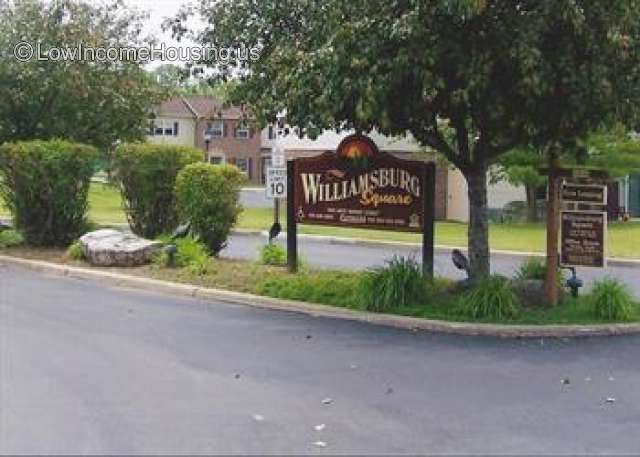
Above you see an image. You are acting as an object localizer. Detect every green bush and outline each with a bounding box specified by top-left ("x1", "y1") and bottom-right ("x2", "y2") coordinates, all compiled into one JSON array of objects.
[
  {"x1": 153, "y1": 236, "x2": 211, "y2": 275},
  {"x1": 260, "y1": 243, "x2": 286, "y2": 266},
  {"x1": 459, "y1": 276, "x2": 520, "y2": 320},
  {"x1": 175, "y1": 163, "x2": 244, "y2": 256},
  {"x1": 66, "y1": 241, "x2": 85, "y2": 261},
  {"x1": 590, "y1": 279, "x2": 635, "y2": 321},
  {"x1": 516, "y1": 257, "x2": 566, "y2": 287},
  {"x1": 112, "y1": 143, "x2": 201, "y2": 239},
  {"x1": 0, "y1": 229, "x2": 24, "y2": 248},
  {"x1": 0, "y1": 140, "x2": 97, "y2": 246},
  {"x1": 360, "y1": 256, "x2": 427, "y2": 312},
  {"x1": 256, "y1": 271, "x2": 363, "y2": 309},
  {"x1": 516, "y1": 257, "x2": 547, "y2": 280}
]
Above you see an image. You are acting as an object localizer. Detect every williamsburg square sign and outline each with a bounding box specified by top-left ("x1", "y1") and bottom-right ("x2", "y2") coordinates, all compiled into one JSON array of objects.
[{"x1": 286, "y1": 134, "x2": 436, "y2": 276}]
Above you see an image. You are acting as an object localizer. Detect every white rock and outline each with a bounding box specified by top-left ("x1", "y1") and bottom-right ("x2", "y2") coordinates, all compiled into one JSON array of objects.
[{"x1": 79, "y1": 229, "x2": 162, "y2": 267}]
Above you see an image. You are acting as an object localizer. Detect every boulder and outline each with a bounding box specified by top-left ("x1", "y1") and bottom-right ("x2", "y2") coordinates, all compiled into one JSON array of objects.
[{"x1": 79, "y1": 229, "x2": 162, "y2": 267}]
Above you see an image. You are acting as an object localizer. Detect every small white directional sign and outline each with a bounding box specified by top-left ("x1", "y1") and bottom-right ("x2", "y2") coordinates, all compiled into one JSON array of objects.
[{"x1": 266, "y1": 167, "x2": 287, "y2": 199}]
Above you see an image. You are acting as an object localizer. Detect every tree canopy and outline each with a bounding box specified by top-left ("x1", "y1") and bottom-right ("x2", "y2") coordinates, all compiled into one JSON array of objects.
[
  {"x1": 176, "y1": 0, "x2": 640, "y2": 278},
  {"x1": 0, "y1": 0, "x2": 167, "y2": 150}
]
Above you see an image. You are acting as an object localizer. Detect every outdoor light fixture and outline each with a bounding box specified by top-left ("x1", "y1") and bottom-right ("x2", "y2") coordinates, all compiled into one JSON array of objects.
[
  {"x1": 563, "y1": 266, "x2": 584, "y2": 298},
  {"x1": 451, "y1": 249, "x2": 472, "y2": 287}
]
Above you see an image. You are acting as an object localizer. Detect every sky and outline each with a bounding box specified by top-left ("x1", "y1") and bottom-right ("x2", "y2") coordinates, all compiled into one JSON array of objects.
[{"x1": 108, "y1": 0, "x2": 201, "y2": 69}]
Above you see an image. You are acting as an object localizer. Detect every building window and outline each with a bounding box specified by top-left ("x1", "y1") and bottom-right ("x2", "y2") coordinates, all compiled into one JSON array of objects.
[
  {"x1": 209, "y1": 155, "x2": 224, "y2": 165},
  {"x1": 268, "y1": 125, "x2": 275, "y2": 140},
  {"x1": 206, "y1": 120, "x2": 224, "y2": 138},
  {"x1": 149, "y1": 119, "x2": 179, "y2": 137},
  {"x1": 236, "y1": 124, "x2": 250, "y2": 139}
]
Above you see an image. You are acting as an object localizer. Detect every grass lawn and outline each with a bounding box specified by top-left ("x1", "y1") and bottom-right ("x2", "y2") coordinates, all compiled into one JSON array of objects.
[{"x1": 2, "y1": 183, "x2": 639, "y2": 258}]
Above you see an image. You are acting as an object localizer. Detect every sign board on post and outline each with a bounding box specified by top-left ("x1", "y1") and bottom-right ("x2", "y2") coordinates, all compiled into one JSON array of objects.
[
  {"x1": 265, "y1": 167, "x2": 287, "y2": 199},
  {"x1": 561, "y1": 183, "x2": 607, "y2": 205},
  {"x1": 560, "y1": 211, "x2": 607, "y2": 268},
  {"x1": 287, "y1": 134, "x2": 436, "y2": 275}
]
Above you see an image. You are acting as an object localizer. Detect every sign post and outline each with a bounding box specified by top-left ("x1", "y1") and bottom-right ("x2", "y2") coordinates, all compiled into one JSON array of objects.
[
  {"x1": 287, "y1": 134, "x2": 436, "y2": 276},
  {"x1": 287, "y1": 159, "x2": 298, "y2": 273}
]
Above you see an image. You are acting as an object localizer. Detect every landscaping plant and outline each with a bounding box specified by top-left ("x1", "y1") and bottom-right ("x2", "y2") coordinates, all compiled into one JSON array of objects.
[
  {"x1": 0, "y1": 140, "x2": 97, "y2": 246},
  {"x1": 0, "y1": 229, "x2": 23, "y2": 249},
  {"x1": 257, "y1": 271, "x2": 363, "y2": 309},
  {"x1": 590, "y1": 279, "x2": 635, "y2": 321},
  {"x1": 112, "y1": 143, "x2": 201, "y2": 239},
  {"x1": 459, "y1": 276, "x2": 520, "y2": 320},
  {"x1": 175, "y1": 163, "x2": 244, "y2": 256},
  {"x1": 66, "y1": 242, "x2": 85, "y2": 261},
  {"x1": 260, "y1": 243, "x2": 286, "y2": 266},
  {"x1": 360, "y1": 256, "x2": 427, "y2": 313}
]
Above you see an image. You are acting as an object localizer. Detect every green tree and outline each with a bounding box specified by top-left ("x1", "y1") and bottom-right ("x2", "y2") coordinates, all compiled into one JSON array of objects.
[
  {"x1": 0, "y1": 0, "x2": 167, "y2": 150},
  {"x1": 492, "y1": 148, "x2": 546, "y2": 222},
  {"x1": 176, "y1": 0, "x2": 640, "y2": 279}
]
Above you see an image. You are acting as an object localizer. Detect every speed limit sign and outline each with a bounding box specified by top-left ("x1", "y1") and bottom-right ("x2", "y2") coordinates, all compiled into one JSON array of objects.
[{"x1": 266, "y1": 167, "x2": 287, "y2": 199}]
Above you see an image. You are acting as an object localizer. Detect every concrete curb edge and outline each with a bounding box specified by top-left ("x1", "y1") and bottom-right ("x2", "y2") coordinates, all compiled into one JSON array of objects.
[{"x1": 3, "y1": 254, "x2": 640, "y2": 339}]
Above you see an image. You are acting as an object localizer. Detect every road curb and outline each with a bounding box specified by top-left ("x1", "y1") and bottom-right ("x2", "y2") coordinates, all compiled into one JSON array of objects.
[
  {"x1": 2, "y1": 254, "x2": 640, "y2": 339},
  {"x1": 231, "y1": 229, "x2": 640, "y2": 268}
]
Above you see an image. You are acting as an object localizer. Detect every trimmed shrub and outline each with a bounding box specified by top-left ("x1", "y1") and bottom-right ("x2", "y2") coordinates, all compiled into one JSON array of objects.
[
  {"x1": 260, "y1": 243, "x2": 286, "y2": 266},
  {"x1": 112, "y1": 143, "x2": 201, "y2": 239},
  {"x1": 0, "y1": 140, "x2": 97, "y2": 246},
  {"x1": 175, "y1": 163, "x2": 244, "y2": 256},
  {"x1": 459, "y1": 276, "x2": 520, "y2": 320},
  {"x1": 360, "y1": 256, "x2": 427, "y2": 312},
  {"x1": 590, "y1": 279, "x2": 635, "y2": 321},
  {"x1": 0, "y1": 229, "x2": 24, "y2": 248}
]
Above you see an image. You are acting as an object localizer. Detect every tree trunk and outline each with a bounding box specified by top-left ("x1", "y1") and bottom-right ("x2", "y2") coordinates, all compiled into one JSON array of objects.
[
  {"x1": 525, "y1": 184, "x2": 538, "y2": 222},
  {"x1": 464, "y1": 167, "x2": 490, "y2": 280}
]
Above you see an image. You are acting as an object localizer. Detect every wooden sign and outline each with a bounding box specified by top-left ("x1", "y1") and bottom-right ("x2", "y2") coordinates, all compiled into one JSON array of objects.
[
  {"x1": 293, "y1": 135, "x2": 428, "y2": 232},
  {"x1": 287, "y1": 134, "x2": 436, "y2": 276},
  {"x1": 561, "y1": 182, "x2": 607, "y2": 205},
  {"x1": 560, "y1": 211, "x2": 607, "y2": 268}
]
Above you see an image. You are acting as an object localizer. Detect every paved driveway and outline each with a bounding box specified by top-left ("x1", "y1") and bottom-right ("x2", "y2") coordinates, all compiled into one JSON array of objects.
[{"x1": 1, "y1": 265, "x2": 639, "y2": 454}]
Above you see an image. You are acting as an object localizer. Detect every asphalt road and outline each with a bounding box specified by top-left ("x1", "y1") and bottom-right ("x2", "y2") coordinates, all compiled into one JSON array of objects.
[
  {"x1": 224, "y1": 233, "x2": 640, "y2": 297},
  {"x1": 240, "y1": 188, "x2": 271, "y2": 208},
  {"x1": 2, "y1": 264, "x2": 640, "y2": 454}
]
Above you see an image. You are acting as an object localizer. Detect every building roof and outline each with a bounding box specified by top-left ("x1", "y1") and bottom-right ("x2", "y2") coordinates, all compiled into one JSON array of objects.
[{"x1": 155, "y1": 96, "x2": 247, "y2": 120}]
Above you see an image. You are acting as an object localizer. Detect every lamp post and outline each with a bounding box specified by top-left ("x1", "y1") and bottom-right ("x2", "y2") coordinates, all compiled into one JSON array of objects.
[{"x1": 203, "y1": 132, "x2": 212, "y2": 162}]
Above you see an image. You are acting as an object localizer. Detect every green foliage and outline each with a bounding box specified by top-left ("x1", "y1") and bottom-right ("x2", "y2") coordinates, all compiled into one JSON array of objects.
[
  {"x1": 66, "y1": 241, "x2": 84, "y2": 261},
  {"x1": 175, "y1": 163, "x2": 244, "y2": 256},
  {"x1": 0, "y1": 0, "x2": 167, "y2": 150},
  {"x1": 184, "y1": 0, "x2": 640, "y2": 279},
  {"x1": 260, "y1": 243, "x2": 286, "y2": 266},
  {"x1": 515, "y1": 257, "x2": 566, "y2": 288},
  {"x1": 153, "y1": 236, "x2": 212, "y2": 275},
  {"x1": 0, "y1": 229, "x2": 24, "y2": 248},
  {"x1": 589, "y1": 279, "x2": 635, "y2": 321},
  {"x1": 516, "y1": 257, "x2": 548, "y2": 281},
  {"x1": 459, "y1": 276, "x2": 520, "y2": 320},
  {"x1": 360, "y1": 256, "x2": 427, "y2": 313},
  {"x1": 0, "y1": 140, "x2": 97, "y2": 246},
  {"x1": 256, "y1": 271, "x2": 363, "y2": 309},
  {"x1": 112, "y1": 143, "x2": 202, "y2": 239}
]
